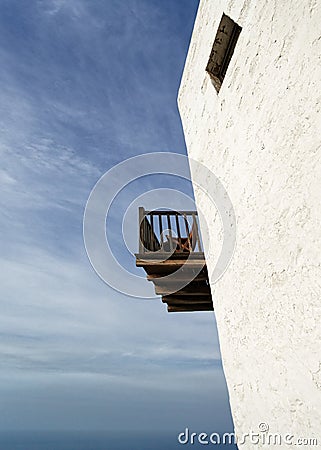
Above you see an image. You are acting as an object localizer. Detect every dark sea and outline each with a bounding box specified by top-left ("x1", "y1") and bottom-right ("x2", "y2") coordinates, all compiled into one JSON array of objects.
[{"x1": 0, "y1": 432, "x2": 238, "y2": 450}]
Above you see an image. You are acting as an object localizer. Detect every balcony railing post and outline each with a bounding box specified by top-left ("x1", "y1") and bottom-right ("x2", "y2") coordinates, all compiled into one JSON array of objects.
[
  {"x1": 167, "y1": 214, "x2": 174, "y2": 251},
  {"x1": 150, "y1": 213, "x2": 155, "y2": 251},
  {"x1": 158, "y1": 214, "x2": 164, "y2": 248},
  {"x1": 139, "y1": 207, "x2": 145, "y2": 254},
  {"x1": 175, "y1": 213, "x2": 181, "y2": 243},
  {"x1": 192, "y1": 213, "x2": 202, "y2": 252},
  {"x1": 183, "y1": 213, "x2": 192, "y2": 251}
]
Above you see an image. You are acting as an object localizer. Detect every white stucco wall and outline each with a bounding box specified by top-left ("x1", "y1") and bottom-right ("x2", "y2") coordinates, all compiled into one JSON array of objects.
[{"x1": 178, "y1": 0, "x2": 321, "y2": 448}]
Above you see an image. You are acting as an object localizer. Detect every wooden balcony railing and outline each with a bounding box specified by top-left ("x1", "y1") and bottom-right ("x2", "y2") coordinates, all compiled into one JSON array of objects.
[{"x1": 138, "y1": 207, "x2": 203, "y2": 255}]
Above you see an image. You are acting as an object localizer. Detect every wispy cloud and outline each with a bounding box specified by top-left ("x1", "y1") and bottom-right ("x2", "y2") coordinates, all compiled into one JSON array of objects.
[{"x1": 0, "y1": 243, "x2": 221, "y2": 389}]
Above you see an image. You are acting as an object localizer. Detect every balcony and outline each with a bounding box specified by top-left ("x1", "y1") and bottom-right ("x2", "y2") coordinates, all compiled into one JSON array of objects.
[{"x1": 135, "y1": 207, "x2": 213, "y2": 313}]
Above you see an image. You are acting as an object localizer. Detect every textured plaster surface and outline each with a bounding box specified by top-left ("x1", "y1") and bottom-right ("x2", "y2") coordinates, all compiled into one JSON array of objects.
[{"x1": 178, "y1": 0, "x2": 321, "y2": 448}]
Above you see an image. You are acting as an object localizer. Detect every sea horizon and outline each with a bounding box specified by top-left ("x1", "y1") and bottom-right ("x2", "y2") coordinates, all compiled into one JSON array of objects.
[{"x1": 0, "y1": 430, "x2": 238, "y2": 450}]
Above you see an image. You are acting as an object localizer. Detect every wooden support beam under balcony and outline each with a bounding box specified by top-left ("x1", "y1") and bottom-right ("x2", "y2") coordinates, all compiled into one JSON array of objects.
[
  {"x1": 167, "y1": 304, "x2": 213, "y2": 313},
  {"x1": 163, "y1": 294, "x2": 212, "y2": 306},
  {"x1": 146, "y1": 273, "x2": 207, "y2": 282},
  {"x1": 135, "y1": 207, "x2": 213, "y2": 313},
  {"x1": 154, "y1": 283, "x2": 211, "y2": 297}
]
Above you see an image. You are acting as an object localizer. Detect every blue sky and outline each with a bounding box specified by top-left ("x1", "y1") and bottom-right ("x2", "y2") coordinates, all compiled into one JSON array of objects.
[{"x1": 0, "y1": 0, "x2": 234, "y2": 437}]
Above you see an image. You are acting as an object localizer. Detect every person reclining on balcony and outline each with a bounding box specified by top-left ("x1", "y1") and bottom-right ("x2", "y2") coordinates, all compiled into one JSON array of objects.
[{"x1": 165, "y1": 221, "x2": 197, "y2": 253}]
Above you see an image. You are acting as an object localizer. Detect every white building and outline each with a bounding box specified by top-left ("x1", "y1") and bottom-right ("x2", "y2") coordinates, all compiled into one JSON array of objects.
[{"x1": 178, "y1": 0, "x2": 321, "y2": 447}]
